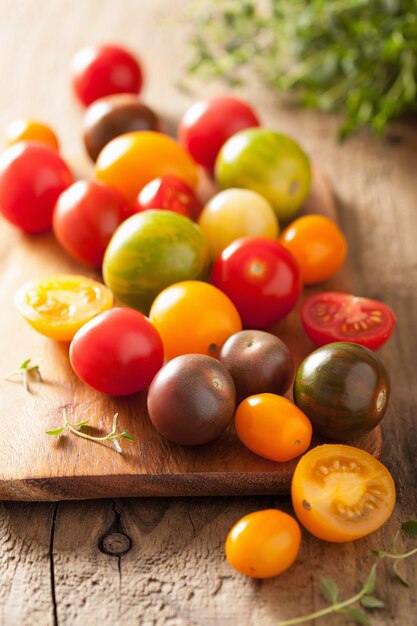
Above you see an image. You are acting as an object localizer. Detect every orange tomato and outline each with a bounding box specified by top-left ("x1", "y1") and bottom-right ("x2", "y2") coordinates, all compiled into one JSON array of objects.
[
  {"x1": 291, "y1": 444, "x2": 396, "y2": 542},
  {"x1": 225, "y1": 509, "x2": 301, "y2": 578},
  {"x1": 95, "y1": 131, "x2": 198, "y2": 203},
  {"x1": 5, "y1": 119, "x2": 59, "y2": 150},
  {"x1": 235, "y1": 394, "x2": 312, "y2": 462},
  {"x1": 279, "y1": 214, "x2": 347, "y2": 284},
  {"x1": 149, "y1": 281, "x2": 242, "y2": 360}
]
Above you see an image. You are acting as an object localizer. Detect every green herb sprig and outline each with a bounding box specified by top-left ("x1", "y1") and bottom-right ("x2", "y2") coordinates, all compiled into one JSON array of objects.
[
  {"x1": 372, "y1": 519, "x2": 417, "y2": 586},
  {"x1": 4, "y1": 358, "x2": 43, "y2": 392},
  {"x1": 46, "y1": 409, "x2": 134, "y2": 454},
  {"x1": 186, "y1": 0, "x2": 417, "y2": 139}
]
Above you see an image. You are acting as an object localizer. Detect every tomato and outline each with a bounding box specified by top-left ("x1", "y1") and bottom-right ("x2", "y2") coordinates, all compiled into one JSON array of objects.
[
  {"x1": 53, "y1": 180, "x2": 132, "y2": 268},
  {"x1": 198, "y1": 189, "x2": 279, "y2": 260},
  {"x1": 301, "y1": 292, "x2": 397, "y2": 350},
  {"x1": 235, "y1": 394, "x2": 312, "y2": 462},
  {"x1": 103, "y1": 211, "x2": 209, "y2": 313},
  {"x1": 95, "y1": 131, "x2": 198, "y2": 203},
  {"x1": 83, "y1": 94, "x2": 159, "y2": 161},
  {"x1": 225, "y1": 509, "x2": 301, "y2": 578},
  {"x1": 279, "y1": 215, "x2": 347, "y2": 284},
  {"x1": 293, "y1": 342, "x2": 390, "y2": 440},
  {"x1": 70, "y1": 307, "x2": 163, "y2": 395},
  {"x1": 134, "y1": 175, "x2": 202, "y2": 220},
  {"x1": 5, "y1": 119, "x2": 59, "y2": 151},
  {"x1": 0, "y1": 142, "x2": 73, "y2": 233},
  {"x1": 178, "y1": 95, "x2": 260, "y2": 172},
  {"x1": 215, "y1": 128, "x2": 311, "y2": 221},
  {"x1": 291, "y1": 445, "x2": 396, "y2": 542},
  {"x1": 147, "y1": 354, "x2": 235, "y2": 445},
  {"x1": 149, "y1": 281, "x2": 242, "y2": 361},
  {"x1": 70, "y1": 44, "x2": 143, "y2": 106},
  {"x1": 15, "y1": 275, "x2": 113, "y2": 341},
  {"x1": 211, "y1": 237, "x2": 302, "y2": 329}
]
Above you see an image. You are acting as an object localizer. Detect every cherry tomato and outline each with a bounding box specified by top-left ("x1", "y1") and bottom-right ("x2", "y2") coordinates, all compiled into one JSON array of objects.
[
  {"x1": 70, "y1": 307, "x2": 163, "y2": 395},
  {"x1": 301, "y1": 292, "x2": 397, "y2": 350},
  {"x1": 5, "y1": 119, "x2": 59, "y2": 151},
  {"x1": 53, "y1": 180, "x2": 132, "y2": 268},
  {"x1": 134, "y1": 175, "x2": 202, "y2": 220},
  {"x1": 149, "y1": 281, "x2": 242, "y2": 361},
  {"x1": 95, "y1": 131, "x2": 198, "y2": 203},
  {"x1": 291, "y1": 445, "x2": 396, "y2": 542},
  {"x1": 211, "y1": 237, "x2": 302, "y2": 329},
  {"x1": 279, "y1": 215, "x2": 347, "y2": 284},
  {"x1": 198, "y1": 189, "x2": 279, "y2": 260},
  {"x1": 70, "y1": 44, "x2": 143, "y2": 106},
  {"x1": 14, "y1": 275, "x2": 113, "y2": 341},
  {"x1": 0, "y1": 142, "x2": 73, "y2": 233},
  {"x1": 178, "y1": 95, "x2": 260, "y2": 172},
  {"x1": 235, "y1": 394, "x2": 312, "y2": 462},
  {"x1": 225, "y1": 509, "x2": 301, "y2": 578}
]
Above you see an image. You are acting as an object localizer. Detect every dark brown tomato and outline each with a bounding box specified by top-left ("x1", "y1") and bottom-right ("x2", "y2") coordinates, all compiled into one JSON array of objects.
[
  {"x1": 83, "y1": 94, "x2": 160, "y2": 161},
  {"x1": 147, "y1": 354, "x2": 236, "y2": 445},
  {"x1": 219, "y1": 330, "x2": 293, "y2": 403}
]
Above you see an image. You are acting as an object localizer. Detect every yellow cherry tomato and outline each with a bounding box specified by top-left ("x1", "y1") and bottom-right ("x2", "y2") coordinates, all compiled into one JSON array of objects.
[
  {"x1": 14, "y1": 275, "x2": 113, "y2": 341},
  {"x1": 279, "y1": 214, "x2": 347, "y2": 284},
  {"x1": 95, "y1": 131, "x2": 199, "y2": 203},
  {"x1": 235, "y1": 394, "x2": 312, "y2": 462},
  {"x1": 5, "y1": 119, "x2": 59, "y2": 150},
  {"x1": 198, "y1": 188, "x2": 279, "y2": 260},
  {"x1": 149, "y1": 280, "x2": 242, "y2": 360},
  {"x1": 225, "y1": 509, "x2": 301, "y2": 578},
  {"x1": 291, "y1": 444, "x2": 396, "y2": 542}
]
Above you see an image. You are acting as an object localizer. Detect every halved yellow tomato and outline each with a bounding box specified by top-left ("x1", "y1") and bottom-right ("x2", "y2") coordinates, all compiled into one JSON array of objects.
[
  {"x1": 291, "y1": 444, "x2": 396, "y2": 542},
  {"x1": 14, "y1": 275, "x2": 113, "y2": 341}
]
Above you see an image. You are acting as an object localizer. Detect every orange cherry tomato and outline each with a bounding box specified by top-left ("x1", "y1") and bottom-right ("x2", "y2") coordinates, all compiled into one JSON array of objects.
[
  {"x1": 5, "y1": 119, "x2": 59, "y2": 151},
  {"x1": 291, "y1": 445, "x2": 396, "y2": 542},
  {"x1": 235, "y1": 394, "x2": 312, "y2": 462},
  {"x1": 95, "y1": 131, "x2": 198, "y2": 203},
  {"x1": 225, "y1": 509, "x2": 301, "y2": 578},
  {"x1": 149, "y1": 280, "x2": 242, "y2": 360},
  {"x1": 279, "y1": 214, "x2": 347, "y2": 284}
]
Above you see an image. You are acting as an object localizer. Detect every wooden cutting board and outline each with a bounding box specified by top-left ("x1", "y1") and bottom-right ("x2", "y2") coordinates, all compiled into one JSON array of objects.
[{"x1": 0, "y1": 162, "x2": 382, "y2": 501}]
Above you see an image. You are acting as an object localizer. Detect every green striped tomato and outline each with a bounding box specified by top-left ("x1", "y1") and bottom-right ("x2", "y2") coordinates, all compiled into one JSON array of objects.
[
  {"x1": 102, "y1": 210, "x2": 210, "y2": 313},
  {"x1": 214, "y1": 129, "x2": 311, "y2": 221}
]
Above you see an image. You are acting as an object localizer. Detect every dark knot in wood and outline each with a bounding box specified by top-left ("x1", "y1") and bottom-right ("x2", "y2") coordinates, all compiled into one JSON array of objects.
[{"x1": 100, "y1": 532, "x2": 132, "y2": 556}]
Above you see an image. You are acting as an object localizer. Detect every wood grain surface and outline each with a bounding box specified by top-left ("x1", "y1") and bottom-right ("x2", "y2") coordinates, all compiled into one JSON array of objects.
[{"x1": 0, "y1": 1, "x2": 416, "y2": 625}]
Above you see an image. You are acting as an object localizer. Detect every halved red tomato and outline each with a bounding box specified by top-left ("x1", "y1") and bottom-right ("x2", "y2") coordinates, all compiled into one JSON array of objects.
[{"x1": 301, "y1": 292, "x2": 396, "y2": 350}]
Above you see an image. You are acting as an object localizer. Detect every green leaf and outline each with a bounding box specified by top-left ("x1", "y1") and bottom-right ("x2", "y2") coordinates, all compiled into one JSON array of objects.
[
  {"x1": 70, "y1": 418, "x2": 91, "y2": 428},
  {"x1": 362, "y1": 564, "x2": 377, "y2": 595},
  {"x1": 320, "y1": 577, "x2": 339, "y2": 604},
  {"x1": 19, "y1": 359, "x2": 32, "y2": 369},
  {"x1": 361, "y1": 595, "x2": 385, "y2": 609},
  {"x1": 371, "y1": 549, "x2": 386, "y2": 558},
  {"x1": 393, "y1": 560, "x2": 409, "y2": 587},
  {"x1": 120, "y1": 431, "x2": 135, "y2": 441},
  {"x1": 402, "y1": 520, "x2": 417, "y2": 537},
  {"x1": 45, "y1": 427, "x2": 65, "y2": 436},
  {"x1": 343, "y1": 607, "x2": 371, "y2": 626}
]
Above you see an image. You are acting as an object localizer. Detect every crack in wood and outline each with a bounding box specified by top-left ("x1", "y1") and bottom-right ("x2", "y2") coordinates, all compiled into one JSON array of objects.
[{"x1": 48, "y1": 502, "x2": 59, "y2": 626}]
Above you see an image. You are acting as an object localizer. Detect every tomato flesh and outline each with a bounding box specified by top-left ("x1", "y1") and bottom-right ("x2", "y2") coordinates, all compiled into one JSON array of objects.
[
  {"x1": 14, "y1": 275, "x2": 113, "y2": 341},
  {"x1": 291, "y1": 444, "x2": 396, "y2": 542},
  {"x1": 301, "y1": 292, "x2": 396, "y2": 350}
]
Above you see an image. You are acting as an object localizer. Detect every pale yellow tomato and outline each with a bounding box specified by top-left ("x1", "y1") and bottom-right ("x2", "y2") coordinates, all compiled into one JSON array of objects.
[{"x1": 198, "y1": 188, "x2": 279, "y2": 260}]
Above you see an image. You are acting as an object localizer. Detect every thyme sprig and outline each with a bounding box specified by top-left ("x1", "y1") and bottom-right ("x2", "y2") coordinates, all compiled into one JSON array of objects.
[{"x1": 4, "y1": 358, "x2": 43, "y2": 392}]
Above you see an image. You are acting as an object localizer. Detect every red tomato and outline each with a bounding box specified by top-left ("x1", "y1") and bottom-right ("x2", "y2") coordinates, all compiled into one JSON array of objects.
[
  {"x1": 53, "y1": 180, "x2": 132, "y2": 268},
  {"x1": 211, "y1": 237, "x2": 302, "y2": 329},
  {"x1": 0, "y1": 142, "x2": 73, "y2": 234},
  {"x1": 301, "y1": 292, "x2": 397, "y2": 350},
  {"x1": 71, "y1": 44, "x2": 143, "y2": 106},
  {"x1": 134, "y1": 175, "x2": 202, "y2": 220},
  {"x1": 69, "y1": 307, "x2": 163, "y2": 395},
  {"x1": 178, "y1": 95, "x2": 260, "y2": 171}
]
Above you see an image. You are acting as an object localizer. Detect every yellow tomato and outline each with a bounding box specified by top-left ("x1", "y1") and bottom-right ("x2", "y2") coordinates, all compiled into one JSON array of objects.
[
  {"x1": 291, "y1": 445, "x2": 396, "y2": 542},
  {"x1": 5, "y1": 119, "x2": 59, "y2": 150},
  {"x1": 198, "y1": 188, "x2": 279, "y2": 260},
  {"x1": 149, "y1": 280, "x2": 242, "y2": 360},
  {"x1": 14, "y1": 275, "x2": 113, "y2": 341},
  {"x1": 95, "y1": 131, "x2": 199, "y2": 203}
]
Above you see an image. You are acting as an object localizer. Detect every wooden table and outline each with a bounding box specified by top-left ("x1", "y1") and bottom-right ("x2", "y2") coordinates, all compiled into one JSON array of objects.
[{"x1": 0, "y1": 1, "x2": 416, "y2": 624}]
